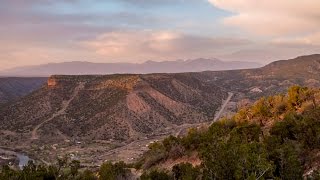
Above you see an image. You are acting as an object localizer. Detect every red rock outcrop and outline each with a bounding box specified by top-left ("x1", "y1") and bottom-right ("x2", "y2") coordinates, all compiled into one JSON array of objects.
[{"x1": 47, "y1": 77, "x2": 57, "y2": 87}]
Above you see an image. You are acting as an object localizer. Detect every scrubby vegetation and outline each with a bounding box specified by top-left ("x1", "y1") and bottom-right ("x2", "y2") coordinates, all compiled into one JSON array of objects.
[
  {"x1": 137, "y1": 86, "x2": 320, "y2": 179},
  {"x1": 0, "y1": 157, "x2": 130, "y2": 180},
  {"x1": 1, "y1": 86, "x2": 320, "y2": 179}
]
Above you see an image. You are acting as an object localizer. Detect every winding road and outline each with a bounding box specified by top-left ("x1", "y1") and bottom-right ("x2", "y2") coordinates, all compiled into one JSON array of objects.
[{"x1": 31, "y1": 82, "x2": 85, "y2": 140}]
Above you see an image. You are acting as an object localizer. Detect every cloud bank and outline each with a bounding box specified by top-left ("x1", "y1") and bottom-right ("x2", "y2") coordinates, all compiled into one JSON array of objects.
[
  {"x1": 83, "y1": 30, "x2": 250, "y2": 61},
  {"x1": 207, "y1": 0, "x2": 320, "y2": 62},
  {"x1": 209, "y1": 0, "x2": 320, "y2": 37},
  {"x1": 0, "y1": 0, "x2": 319, "y2": 70}
]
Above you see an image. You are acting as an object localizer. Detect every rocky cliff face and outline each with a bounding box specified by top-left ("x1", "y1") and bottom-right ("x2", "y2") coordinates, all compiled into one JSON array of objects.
[{"x1": 47, "y1": 77, "x2": 57, "y2": 87}]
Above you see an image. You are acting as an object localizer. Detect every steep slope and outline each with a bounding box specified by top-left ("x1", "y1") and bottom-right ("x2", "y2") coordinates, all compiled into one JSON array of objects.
[
  {"x1": 1, "y1": 86, "x2": 320, "y2": 180},
  {"x1": 0, "y1": 58, "x2": 262, "y2": 77},
  {"x1": 0, "y1": 77, "x2": 47, "y2": 105},
  {"x1": 0, "y1": 74, "x2": 227, "y2": 163},
  {"x1": 199, "y1": 54, "x2": 320, "y2": 101},
  {"x1": 137, "y1": 86, "x2": 320, "y2": 179}
]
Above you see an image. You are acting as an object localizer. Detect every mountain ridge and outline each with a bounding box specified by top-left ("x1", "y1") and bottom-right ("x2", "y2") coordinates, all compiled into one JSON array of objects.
[
  {"x1": 0, "y1": 73, "x2": 227, "y2": 164},
  {"x1": 0, "y1": 58, "x2": 262, "y2": 77}
]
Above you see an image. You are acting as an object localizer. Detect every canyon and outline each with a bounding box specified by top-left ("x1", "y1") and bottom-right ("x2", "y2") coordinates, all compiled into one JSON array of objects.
[{"x1": 0, "y1": 54, "x2": 319, "y2": 166}]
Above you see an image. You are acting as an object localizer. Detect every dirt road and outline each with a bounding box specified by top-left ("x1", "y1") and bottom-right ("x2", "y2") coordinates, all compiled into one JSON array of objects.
[
  {"x1": 31, "y1": 82, "x2": 85, "y2": 140},
  {"x1": 212, "y1": 92, "x2": 233, "y2": 123}
]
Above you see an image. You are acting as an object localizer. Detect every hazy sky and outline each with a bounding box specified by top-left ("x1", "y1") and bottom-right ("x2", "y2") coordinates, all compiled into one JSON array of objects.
[{"x1": 1, "y1": 0, "x2": 320, "y2": 70}]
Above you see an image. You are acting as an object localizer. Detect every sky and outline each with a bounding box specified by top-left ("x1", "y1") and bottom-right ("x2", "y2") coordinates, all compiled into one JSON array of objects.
[{"x1": 0, "y1": 0, "x2": 320, "y2": 70}]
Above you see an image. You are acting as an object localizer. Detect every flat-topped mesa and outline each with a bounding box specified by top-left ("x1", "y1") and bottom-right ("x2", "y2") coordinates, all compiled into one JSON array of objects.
[
  {"x1": 47, "y1": 75, "x2": 78, "y2": 87},
  {"x1": 93, "y1": 75, "x2": 140, "y2": 91},
  {"x1": 47, "y1": 75, "x2": 96, "y2": 87},
  {"x1": 46, "y1": 74, "x2": 140, "y2": 89}
]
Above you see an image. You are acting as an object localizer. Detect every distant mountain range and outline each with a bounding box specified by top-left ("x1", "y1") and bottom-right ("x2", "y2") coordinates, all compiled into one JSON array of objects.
[{"x1": 0, "y1": 58, "x2": 262, "y2": 77}]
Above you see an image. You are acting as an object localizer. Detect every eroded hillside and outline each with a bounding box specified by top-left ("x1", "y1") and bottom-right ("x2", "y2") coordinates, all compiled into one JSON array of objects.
[
  {"x1": 1, "y1": 54, "x2": 320, "y2": 166},
  {"x1": 0, "y1": 74, "x2": 227, "y2": 164},
  {"x1": 137, "y1": 86, "x2": 320, "y2": 179},
  {"x1": 200, "y1": 54, "x2": 320, "y2": 101}
]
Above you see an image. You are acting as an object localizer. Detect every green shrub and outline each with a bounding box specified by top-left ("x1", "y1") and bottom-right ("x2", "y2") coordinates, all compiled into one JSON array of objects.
[
  {"x1": 140, "y1": 169, "x2": 172, "y2": 180},
  {"x1": 99, "y1": 161, "x2": 129, "y2": 180}
]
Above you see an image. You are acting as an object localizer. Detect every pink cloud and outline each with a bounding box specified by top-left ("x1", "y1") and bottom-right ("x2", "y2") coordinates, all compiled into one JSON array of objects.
[
  {"x1": 82, "y1": 30, "x2": 251, "y2": 61},
  {"x1": 209, "y1": 0, "x2": 320, "y2": 36}
]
